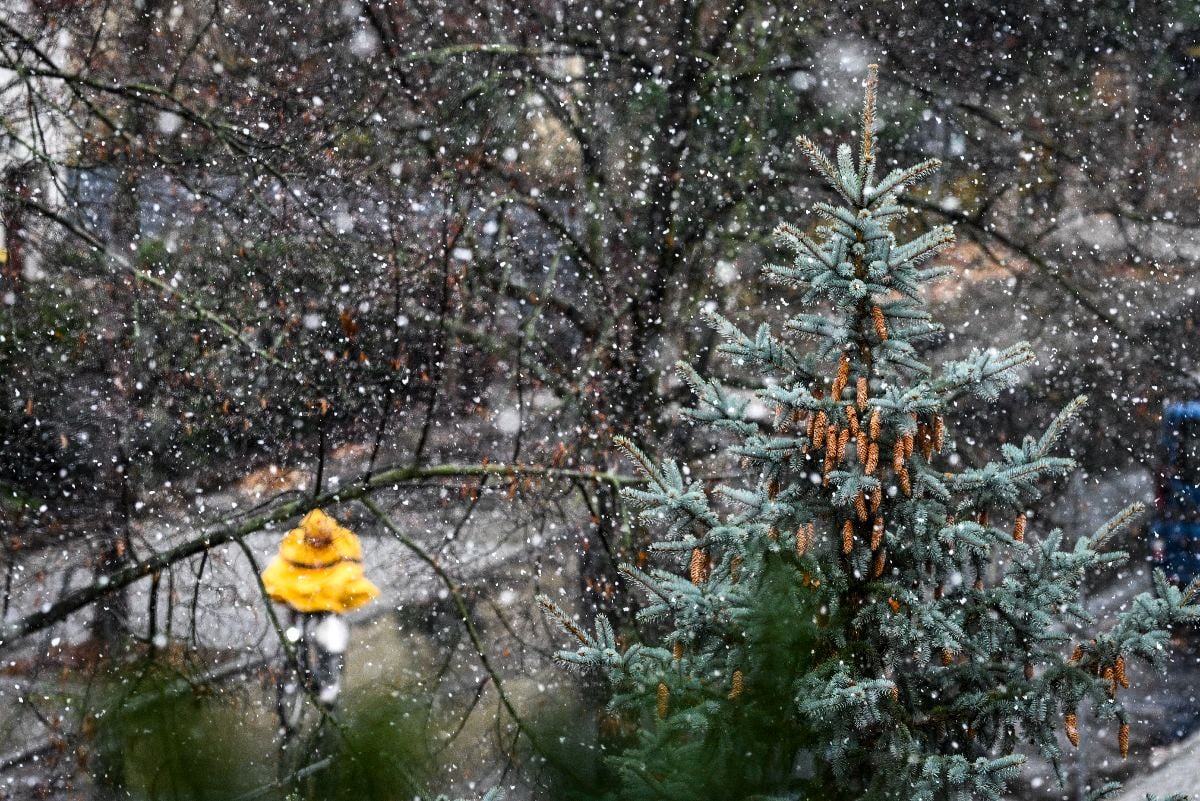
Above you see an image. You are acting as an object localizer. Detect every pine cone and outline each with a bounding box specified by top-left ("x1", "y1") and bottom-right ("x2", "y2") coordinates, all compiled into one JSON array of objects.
[
  {"x1": 823, "y1": 427, "x2": 838, "y2": 480},
  {"x1": 856, "y1": 490, "x2": 868, "y2": 522},
  {"x1": 656, "y1": 683, "x2": 669, "y2": 719},
  {"x1": 857, "y1": 377, "x2": 869, "y2": 411},
  {"x1": 842, "y1": 520, "x2": 854, "y2": 555},
  {"x1": 689, "y1": 548, "x2": 707, "y2": 585},
  {"x1": 871, "y1": 516, "x2": 884, "y2": 550},
  {"x1": 869, "y1": 408, "x2": 881, "y2": 440},
  {"x1": 672, "y1": 642, "x2": 684, "y2": 660},
  {"x1": 833, "y1": 355, "x2": 850, "y2": 400},
  {"x1": 1013, "y1": 513, "x2": 1026, "y2": 543},
  {"x1": 728, "y1": 669, "x2": 745, "y2": 700},
  {"x1": 1119, "y1": 722, "x2": 1130, "y2": 758},
  {"x1": 795, "y1": 523, "x2": 812, "y2": 558},
  {"x1": 872, "y1": 305, "x2": 889, "y2": 341},
  {"x1": 1116, "y1": 655, "x2": 1129, "y2": 689},
  {"x1": 812, "y1": 411, "x2": 828, "y2": 448},
  {"x1": 598, "y1": 711, "x2": 625, "y2": 738},
  {"x1": 1065, "y1": 712, "x2": 1080, "y2": 747},
  {"x1": 872, "y1": 548, "x2": 886, "y2": 578},
  {"x1": 773, "y1": 404, "x2": 787, "y2": 432}
]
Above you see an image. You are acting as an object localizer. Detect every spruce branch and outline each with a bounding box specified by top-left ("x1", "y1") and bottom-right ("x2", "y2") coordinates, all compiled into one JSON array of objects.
[
  {"x1": 614, "y1": 435, "x2": 666, "y2": 487},
  {"x1": 536, "y1": 594, "x2": 591, "y2": 646},
  {"x1": 1035, "y1": 395, "x2": 1088, "y2": 457},
  {"x1": 796, "y1": 134, "x2": 859, "y2": 206},
  {"x1": 676, "y1": 361, "x2": 757, "y2": 434},
  {"x1": 868, "y1": 157, "x2": 943, "y2": 202},
  {"x1": 888, "y1": 225, "x2": 956, "y2": 268},
  {"x1": 1089, "y1": 503, "x2": 1145, "y2": 551},
  {"x1": 774, "y1": 221, "x2": 836, "y2": 268}
]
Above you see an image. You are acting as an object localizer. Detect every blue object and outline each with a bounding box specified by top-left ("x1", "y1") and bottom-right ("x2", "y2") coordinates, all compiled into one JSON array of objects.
[{"x1": 1150, "y1": 402, "x2": 1200, "y2": 587}]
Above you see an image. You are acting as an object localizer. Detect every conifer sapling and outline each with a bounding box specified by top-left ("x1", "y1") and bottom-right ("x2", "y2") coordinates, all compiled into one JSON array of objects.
[{"x1": 539, "y1": 66, "x2": 1200, "y2": 801}]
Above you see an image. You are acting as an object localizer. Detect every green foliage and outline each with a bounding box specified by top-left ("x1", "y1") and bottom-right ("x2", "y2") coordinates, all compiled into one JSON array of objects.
[
  {"x1": 91, "y1": 665, "x2": 275, "y2": 800},
  {"x1": 535, "y1": 558, "x2": 824, "y2": 800},
  {"x1": 88, "y1": 660, "x2": 468, "y2": 801},
  {"x1": 539, "y1": 67, "x2": 1200, "y2": 801}
]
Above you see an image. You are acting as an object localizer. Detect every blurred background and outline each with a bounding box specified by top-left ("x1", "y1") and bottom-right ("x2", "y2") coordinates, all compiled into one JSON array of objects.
[{"x1": 3, "y1": 1, "x2": 1200, "y2": 798}]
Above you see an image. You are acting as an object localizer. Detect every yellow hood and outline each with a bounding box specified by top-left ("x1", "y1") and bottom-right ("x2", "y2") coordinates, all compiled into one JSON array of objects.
[{"x1": 260, "y1": 508, "x2": 380, "y2": 614}]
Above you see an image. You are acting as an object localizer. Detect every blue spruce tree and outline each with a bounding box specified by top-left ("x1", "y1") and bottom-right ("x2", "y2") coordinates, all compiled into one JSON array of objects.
[{"x1": 539, "y1": 67, "x2": 1200, "y2": 801}]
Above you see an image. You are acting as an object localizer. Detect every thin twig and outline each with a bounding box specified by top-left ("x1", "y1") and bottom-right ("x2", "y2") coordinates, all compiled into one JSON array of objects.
[
  {"x1": 361, "y1": 497, "x2": 590, "y2": 786},
  {"x1": 1, "y1": 461, "x2": 642, "y2": 644}
]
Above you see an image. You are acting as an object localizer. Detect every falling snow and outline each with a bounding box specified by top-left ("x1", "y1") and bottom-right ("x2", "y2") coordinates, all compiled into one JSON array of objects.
[{"x1": 1, "y1": 3, "x2": 1200, "y2": 801}]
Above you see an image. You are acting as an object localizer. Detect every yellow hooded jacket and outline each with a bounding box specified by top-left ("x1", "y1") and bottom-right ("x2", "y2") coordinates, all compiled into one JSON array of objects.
[{"x1": 261, "y1": 509, "x2": 380, "y2": 614}]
